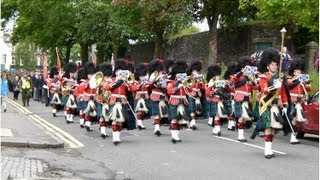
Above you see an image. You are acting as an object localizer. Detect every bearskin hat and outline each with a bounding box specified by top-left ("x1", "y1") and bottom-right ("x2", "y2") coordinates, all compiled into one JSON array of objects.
[
  {"x1": 98, "y1": 63, "x2": 113, "y2": 77},
  {"x1": 237, "y1": 56, "x2": 252, "y2": 69},
  {"x1": 148, "y1": 59, "x2": 164, "y2": 74},
  {"x1": 289, "y1": 60, "x2": 305, "y2": 76},
  {"x1": 127, "y1": 61, "x2": 135, "y2": 73},
  {"x1": 187, "y1": 60, "x2": 202, "y2": 75},
  {"x1": 49, "y1": 66, "x2": 59, "y2": 78},
  {"x1": 63, "y1": 62, "x2": 77, "y2": 78},
  {"x1": 258, "y1": 48, "x2": 280, "y2": 74},
  {"x1": 164, "y1": 58, "x2": 175, "y2": 71},
  {"x1": 170, "y1": 60, "x2": 188, "y2": 80},
  {"x1": 77, "y1": 68, "x2": 87, "y2": 84},
  {"x1": 206, "y1": 65, "x2": 221, "y2": 82},
  {"x1": 114, "y1": 58, "x2": 129, "y2": 71},
  {"x1": 135, "y1": 63, "x2": 149, "y2": 80},
  {"x1": 83, "y1": 61, "x2": 97, "y2": 75},
  {"x1": 223, "y1": 62, "x2": 240, "y2": 80}
]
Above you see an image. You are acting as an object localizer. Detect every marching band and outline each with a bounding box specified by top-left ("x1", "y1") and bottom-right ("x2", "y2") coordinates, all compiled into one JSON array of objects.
[{"x1": 36, "y1": 48, "x2": 312, "y2": 159}]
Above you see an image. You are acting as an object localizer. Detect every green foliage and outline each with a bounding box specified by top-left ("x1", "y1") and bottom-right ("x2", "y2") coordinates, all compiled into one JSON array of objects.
[
  {"x1": 240, "y1": 0, "x2": 319, "y2": 32},
  {"x1": 309, "y1": 70, "x2": 319, "y2": 94},
  {"x1": 167, "y1": 26, "x2": 200, "y2": 45},
  {"x1": 15, "y1": 42, "x2": 37, "y2": 71}
]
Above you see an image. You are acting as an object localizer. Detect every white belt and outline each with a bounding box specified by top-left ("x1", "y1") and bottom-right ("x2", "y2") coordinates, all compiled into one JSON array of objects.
[
  {"x1": 111, "y1": 94, "x2": 126, "y2": 98},
  {"x1": 290, "y1": 93, "x2": 304, "y2": 97},
  {"x1": 84, "y1": 93, "x2": 95, "y2": 96},
  {"x1": 137, "y1": 91, "x2": 148, "y2": 94},
  {"x1": 152, "y1": 91, "x2": 164, "y2": 95},
  {"x1": 170, "y1": 95, "x2": 186, "y2": 98},
  {"x1": 235, "y1": 90, "x2": 251, "y2": 96}
]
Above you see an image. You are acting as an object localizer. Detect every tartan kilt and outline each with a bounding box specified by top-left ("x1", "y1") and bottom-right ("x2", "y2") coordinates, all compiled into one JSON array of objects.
[
  {"x1": 260, "y1": 106, "x2": 271, "y2": 129},
  {"x1": 77, "y1": 101, "x2": 87, "y2": 111},
  {"x1": 223, "y1": 100, "x2": 232, "y2": 115},
  {"x1": 107, "y1": 104, "x2": 136, "y2": 130},
  {"x1": 234, "y1": 102, "x2": 243, "y2": 118},
  {"x1": 61, "y1": 95, "x2": 68, "y2": 106},
  {"x1": 96, "y1": 103, "x2": 102, "y2": 117},
  {"x1": 168, "y1": 104, "x2": 177, "y2": 122},
  {"x1": 150, "y1": 100, "x2": 160, "y2": 116},
  {"x1": 187, "y1": 96, "x2": 195, "y2": 115},
  {"x1": 209, "y1": 101, "x2": 218, "y2": 117}
]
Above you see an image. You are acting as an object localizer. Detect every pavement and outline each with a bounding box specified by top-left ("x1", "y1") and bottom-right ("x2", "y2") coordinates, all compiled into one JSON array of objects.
[{"x1": 1, "y1": 94, "x2": 64, "y2": 180}]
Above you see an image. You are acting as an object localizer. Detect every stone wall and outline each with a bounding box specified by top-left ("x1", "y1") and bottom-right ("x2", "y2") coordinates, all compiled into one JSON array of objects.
[{"x1": 125, "y1": 26, "x2": 292, "y2": 65}]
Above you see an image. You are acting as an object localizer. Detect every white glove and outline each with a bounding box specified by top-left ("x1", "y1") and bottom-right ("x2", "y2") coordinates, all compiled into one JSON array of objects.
[
  {"x1": 282, "y1": 107, "x2": 287, "y2": 116},
  {"x1": 274, "y1": 79, "x2": 282, "y2": 89}
]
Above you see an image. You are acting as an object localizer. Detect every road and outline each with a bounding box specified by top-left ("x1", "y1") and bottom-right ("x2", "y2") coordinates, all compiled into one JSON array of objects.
[{"x1": 1, "y1": 97, "x2": 319, "y2": 180}]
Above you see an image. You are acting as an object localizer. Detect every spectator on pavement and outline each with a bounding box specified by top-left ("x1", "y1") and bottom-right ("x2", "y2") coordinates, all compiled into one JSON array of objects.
[
  {"x1": 20, "y1": 73, "x2": 32, "y2": 107},
  {"x1": 12, "y1": 75, "x2": 21, "y2": 100},
  {"x1": 282, "y1": 46, "x2": 293, "y2": 72},
  {"x1": 1, "y1": 73, "x2": 9, "y2": 112}
]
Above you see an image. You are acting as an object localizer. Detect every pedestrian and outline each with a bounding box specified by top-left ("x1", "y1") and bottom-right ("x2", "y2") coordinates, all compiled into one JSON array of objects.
[
  {"x1": 281, "y1": 46, "x2": 293, "y2": 72},
  {"x1": 20, "y1": 73, "x2": 32, "y2": 107},
  {"x1": 12, "y1": 75, "x2": 21, "y2": 100},
  {"x1": 1, "y1": 73, "x2": 9, "y2": 112}
]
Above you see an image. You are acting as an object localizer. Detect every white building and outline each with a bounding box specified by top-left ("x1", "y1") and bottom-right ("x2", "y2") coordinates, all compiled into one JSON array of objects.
[{"x1": 0, "y1": 30, "x2": 13, "y2": 71}]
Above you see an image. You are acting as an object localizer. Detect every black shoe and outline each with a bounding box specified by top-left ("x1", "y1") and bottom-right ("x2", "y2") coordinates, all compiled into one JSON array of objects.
[
  {"x1": 265, "y1": 155, "x2": 272, "y2": 159},
  {"x1": 138, "y1": 125, "x2": 146, "y2": 130},
  {"x1": 53, "y1": 113, "x2": 57, "y2": 117},
  {"x1": 85, "y1": 126, "x2": 92, "y2": 132},
  {"x1": 23, "y1": 103, "x2": 26, "y2": 107},
  {"x1": 4, "y1": 109, "x2": 6, "y2": 112},
  {"x1": 213, "y1": 131, "x2": 221, "y2": 136},
  {"x1": 171, "y1": 138, "x2": 177, "y2": 144},
  {"x1": 238, "y1": 138, "x2": 248, "y2": 143},
  {"x1": 80, "y1": 124, "x2": 85, "y2": 128},
  {"x1": 191, "y1": 125, "x2": 198, "y2": 130},
  {"x1": 154, "y1": 130, "x2": 161, "y2": 136},
  {"x1": 270, "y1": 154, "x2": 275, "y2": 158},
  {"x1": 66, "y1": 120, "x2": 70, "y2": 124},
  {"x1": 101, "y1": 134, "x2": 107, "y2": 138},
  {"x1": 290, "y1": 141, "x2": 301, "y2": 145},
  {"x1": 113, "y1": 141, "x2": 120, "y2": 145}
]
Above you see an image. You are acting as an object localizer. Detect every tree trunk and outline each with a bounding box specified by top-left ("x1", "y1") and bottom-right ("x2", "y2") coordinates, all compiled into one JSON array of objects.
[
  {"x1": 65, "y1": 45, "x2": 72, "y2": 64},
  {"x1": 96, "y1": 44, "x2": 107, "y2": 64},
  {"x1": 154, "y1": 31, "x2": 164, "y2": 59},
  {"x1": 207, "y1": 10, "x2": 220, "y2": 65},
  {"x1": 80, "y1": 43, "x2": 89, "y2": 65}
]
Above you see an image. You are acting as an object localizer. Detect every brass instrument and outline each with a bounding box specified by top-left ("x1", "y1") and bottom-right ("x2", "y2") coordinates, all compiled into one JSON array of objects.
[
  {"x1": 61, "y1": 80, "x2": 76, "y2": 96},
  {"x1": 102, "y1": 90, "x2": 111, "y2": 102},
  {"x1": 89, "y1": 71, "x2": 104, "y2": 89},
  {"x1": 183, "y1": 76, "x2": 196, "y2": 87},
  {"x1": 126, "y1": 73, "x2": 136, "y2": 85},
  {"x1": 149, "y1": 71, "x2": 160, "y2": 82}
]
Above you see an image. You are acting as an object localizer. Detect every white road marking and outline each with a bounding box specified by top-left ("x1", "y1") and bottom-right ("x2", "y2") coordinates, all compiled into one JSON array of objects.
[{"x1": 213, "y1": 136, "x2": 286, "y2": 154}]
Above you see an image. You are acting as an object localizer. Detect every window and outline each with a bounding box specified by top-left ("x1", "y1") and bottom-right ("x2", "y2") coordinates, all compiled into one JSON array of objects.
[
  {"x1": 12, "y1": 55, "x2": 16, "y2": 65},
  {"x1": 256, "y1": 42, "x2": 272, "y2": 51},
  {"x1": 2, "y1": 54, "x2": 7, "y2": 64}
]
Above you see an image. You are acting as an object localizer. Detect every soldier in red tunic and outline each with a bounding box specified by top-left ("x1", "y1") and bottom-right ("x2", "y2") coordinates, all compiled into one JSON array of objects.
[
  {"x1": 133, "y1": 63, "x2": 150, "y2": 130},
  {"x1": 47, "y1": 66, "x2": 62, "y2": 117},
  {"x1": 258, "y1": 48, "x2": 289, "y2": 159},
  {"x1": 104, "y1": 59, "x2": 137, "y2": 145},
  {"x1": 167, "y1": 60, "x2": 189, "y2": 143},
  {"x1": 232, "y1": 57, "x2": 258, "y2": 142},
  {"x1": 96, "y1": 63, "x2": 113, "y2": 138},
  {"x1": 82, "y1": 62, "x2": 98, "y2": 131},
  {"x1": 74, "y1": 68, "x2": 88, "y2": 128},
  {"x1": 61, "y1": 62, "x2": 78, "y2": 123},
  {"x1": 287, "y1": 60, "x2": 312, "y2": 144},
  {"x1": 223, "y1": 62, "x2": 238, "y2": 131},
  {"x1": 186, "y1": 60, "x2": 205, "y2": 130},
  {"x1": 148, "y1": 59, "x2": 168, "y2": 136}
]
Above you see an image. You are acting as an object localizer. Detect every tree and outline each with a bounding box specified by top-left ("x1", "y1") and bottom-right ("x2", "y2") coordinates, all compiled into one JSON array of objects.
[
  {"x1": 114, "y1": 0, "x2": 192, "y2": 59},
  {"x1": 240, "y1": 0, "x2": 319, "y2": 32},
  {"x1": 191, "y1": 0, "x2": 256, "y2": 65},
  {"x1": 15, "y1": 42, "x2": 37, "y2": 71}
]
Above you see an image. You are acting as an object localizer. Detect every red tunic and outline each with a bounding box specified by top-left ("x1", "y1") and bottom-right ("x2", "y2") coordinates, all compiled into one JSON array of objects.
[
  {"x1": 287, "y1": 76, "x2": 311, "y2": 103},
  {"x1": 104, "y1": 78, "x2": 137, "y2": 105},
  {"x1": 167, "y1": 80, "x2": 188, "y2": 105}
]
